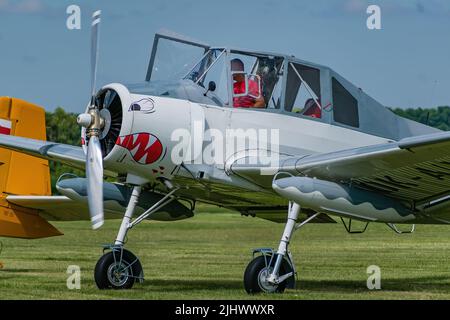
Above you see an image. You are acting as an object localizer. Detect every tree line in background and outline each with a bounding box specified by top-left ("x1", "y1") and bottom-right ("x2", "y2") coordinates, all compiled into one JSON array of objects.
[
  {"x1": 45, "y1": 107, "x2": 84, "y2": 192},
  {"x1": 45, "y1": 106, "x2": 450, "y2": 193},
  {"x1": 391, "y1": 106, "x2": 450, "y2": 131}
]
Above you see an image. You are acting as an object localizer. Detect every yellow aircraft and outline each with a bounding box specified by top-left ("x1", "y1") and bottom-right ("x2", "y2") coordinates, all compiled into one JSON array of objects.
[{"x1": 0, "y1": 97, "x2": 61, "y2": 239}]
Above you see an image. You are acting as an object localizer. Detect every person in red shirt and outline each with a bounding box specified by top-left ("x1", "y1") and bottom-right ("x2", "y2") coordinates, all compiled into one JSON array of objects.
[{"x1": 231, "y1": 59, "x2": 265, "y2": 108}]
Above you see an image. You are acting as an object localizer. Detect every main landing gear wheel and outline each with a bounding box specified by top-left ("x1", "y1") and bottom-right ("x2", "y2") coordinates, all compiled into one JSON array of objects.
[
  {"x1": 94, "y1": 249, "x2": 143, "y2": 289},
  {"x1": 244, "y1": 256, "x2": 289, "y2": 294},
  {"x1": 244, "y1": 202, "x2": 318, "y2": 295}
]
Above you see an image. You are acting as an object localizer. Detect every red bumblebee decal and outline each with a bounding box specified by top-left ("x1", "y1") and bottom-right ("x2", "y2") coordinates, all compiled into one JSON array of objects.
[{"x1": 116, "y1": 133, "x2": 164, "y2": 165}]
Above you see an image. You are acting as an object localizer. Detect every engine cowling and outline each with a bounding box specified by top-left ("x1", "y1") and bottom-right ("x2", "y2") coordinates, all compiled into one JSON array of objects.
[{"x1": 81, "y1": 83, "x2": 204, "y2": 183}]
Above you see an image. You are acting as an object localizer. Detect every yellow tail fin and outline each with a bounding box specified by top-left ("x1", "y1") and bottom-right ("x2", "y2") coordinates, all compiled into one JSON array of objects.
[{"x1": 0, "y1": 97, "x2": 62, "y2": 239}]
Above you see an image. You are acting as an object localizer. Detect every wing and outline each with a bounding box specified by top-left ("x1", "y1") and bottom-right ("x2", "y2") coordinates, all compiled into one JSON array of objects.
[
  {"x1": 0, "y1": 134, "x2": 86, "y2": 170},
  {"x1": 5, "y1": 195, "x2": 132, "y2": 221},
  {"x1": 291, "y1": 131, "x2": 450, "y2": 204},
  {"x1": 6, "y1": 195, "x2": 93, "y2": 221},
  {"x1": 230, "y1": 131, "x2": 450, "y2": 220},
  {"x1": 6, "y1": 184, "x2": 195, "y2": 222}
]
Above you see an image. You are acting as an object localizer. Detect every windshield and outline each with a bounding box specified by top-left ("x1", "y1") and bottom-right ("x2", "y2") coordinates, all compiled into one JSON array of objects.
[
  {"x1": 149, "y1": 38, "x2": 208, "y2": 82},
  {"x1": 184, "y1": 49, "x2": 225, "y2": 84},
  {"x1": 184, "y1": 49, "x2": 229, "y2": 104}
]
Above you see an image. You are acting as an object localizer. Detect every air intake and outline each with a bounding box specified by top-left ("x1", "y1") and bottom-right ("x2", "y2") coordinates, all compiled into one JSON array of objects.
[{"x1": 95, "y1": 88, "x2": 123, "y2": 157}]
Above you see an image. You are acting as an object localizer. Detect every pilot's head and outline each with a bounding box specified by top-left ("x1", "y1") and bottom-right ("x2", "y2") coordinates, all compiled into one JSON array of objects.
[
  {"x1": 231, "y1": 58, "x2": 244, "y2": 72},
  {"x1": 231, "y1": 58, "x2": 245, "y2": 82}
]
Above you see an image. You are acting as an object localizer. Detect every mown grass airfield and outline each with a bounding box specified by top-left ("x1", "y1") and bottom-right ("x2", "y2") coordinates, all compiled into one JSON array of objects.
[{"x1": 1, "y1": 205, "x2": 450, "y2": 300}]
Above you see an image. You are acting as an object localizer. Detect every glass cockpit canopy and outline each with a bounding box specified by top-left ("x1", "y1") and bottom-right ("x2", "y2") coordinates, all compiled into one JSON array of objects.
[
  {"x1": 146, "y1": 31, "x2": 287, "y2": 107},
  {"x1": 183, "y1": 49, "x2": 285, "y2": 108},
  {"x1": 146, "y1": 30, "x2": 210, "y2": 83},
  {"x1": 146, "y1": 30, "x2": 322, "y2": 114}
]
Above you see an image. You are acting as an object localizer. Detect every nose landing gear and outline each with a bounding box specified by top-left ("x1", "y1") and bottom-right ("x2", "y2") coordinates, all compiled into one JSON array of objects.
[
  {"x1": 93, "y1": 183, "x2": 179, "y2": 289},
  {"x1": 94, "y1": 246, "x2": 144, "y2": 289}
]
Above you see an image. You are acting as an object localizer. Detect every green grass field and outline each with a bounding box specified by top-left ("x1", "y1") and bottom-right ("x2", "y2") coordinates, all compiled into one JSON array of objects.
[{"x1": 1, "y1": 205, "x2": 450, "y2": 300}]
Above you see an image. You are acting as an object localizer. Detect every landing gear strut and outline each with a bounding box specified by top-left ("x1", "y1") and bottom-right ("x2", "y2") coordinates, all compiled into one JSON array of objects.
[
  {"x1": 244, "y1": 202, "x2": 319, "y2": 294},
  {"x1": 94, "y1": 183, "x2": 179, "y2": 289}
]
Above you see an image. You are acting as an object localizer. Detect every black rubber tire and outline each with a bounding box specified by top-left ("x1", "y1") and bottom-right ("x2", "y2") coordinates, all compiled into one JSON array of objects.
[
  {"x1": 94, "y1": 250, "x2": 140, "y2": 289},
  {"x1": 244, "y1": 255, "x2": 288, "y2": 294}
]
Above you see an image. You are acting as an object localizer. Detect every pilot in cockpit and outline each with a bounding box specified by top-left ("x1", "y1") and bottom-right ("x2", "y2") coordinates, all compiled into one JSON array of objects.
[{"x1": 231, "y1": 59, "x2": 265, "y2": 108}]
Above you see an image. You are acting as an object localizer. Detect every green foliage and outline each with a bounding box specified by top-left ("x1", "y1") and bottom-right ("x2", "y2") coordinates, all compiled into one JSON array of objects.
[
  {"x1": 45, "y1": 107, "x2": 84, "y2": 193},
  {"x1": 391, "y1": 106, "x2": 450, "y2": 131}
]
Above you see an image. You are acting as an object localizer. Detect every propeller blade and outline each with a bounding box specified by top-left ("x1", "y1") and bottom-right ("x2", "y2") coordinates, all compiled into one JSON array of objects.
[
  {"x1": 86, "y1": 136, "x2": 104, "y2": 229},
  {"x1": 103, "y1": 90, "x2": 116, "y2": 109},
  {"x1": 91, "y1": 10, "x2": 101, "y2": 100}
]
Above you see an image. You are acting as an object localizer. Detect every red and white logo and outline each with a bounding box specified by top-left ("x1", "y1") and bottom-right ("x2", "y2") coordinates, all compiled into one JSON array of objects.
[
  {"x1": 116, "y1": 133, "x2": 163, "y2": 165},
  {"x1": 0, "y1": 119, "x2": 11, "y2": 135}
]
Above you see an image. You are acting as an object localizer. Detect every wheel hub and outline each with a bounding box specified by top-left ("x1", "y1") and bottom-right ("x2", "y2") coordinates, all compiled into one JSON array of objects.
[
  {"x1": 107, "y1": 261, "x2": 131, "y2": 287},
  {"x1": 257, "y1": 267, "x2": 279, "y2": 293}
]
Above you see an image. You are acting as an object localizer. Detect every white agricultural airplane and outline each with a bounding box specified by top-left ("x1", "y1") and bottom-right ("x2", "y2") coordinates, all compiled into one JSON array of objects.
[{"x1": 0, "y1": 11, "x2": 450, "y2": 293}]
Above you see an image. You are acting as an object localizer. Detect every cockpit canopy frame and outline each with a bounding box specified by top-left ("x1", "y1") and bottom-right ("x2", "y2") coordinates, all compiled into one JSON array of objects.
[{"x1": 144, "y1": 30, "x2": 407, "y2": 141}]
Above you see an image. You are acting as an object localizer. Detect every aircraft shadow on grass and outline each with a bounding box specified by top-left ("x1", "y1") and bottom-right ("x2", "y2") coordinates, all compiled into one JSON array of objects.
[{"x1": 139, "y1": 276, "x2": 450, "y2": 293}]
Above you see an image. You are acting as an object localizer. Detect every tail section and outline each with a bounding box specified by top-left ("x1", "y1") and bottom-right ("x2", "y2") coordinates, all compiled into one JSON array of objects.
[{"x1": 0, "y1": 97, "x2": 62, "y2": 239}]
